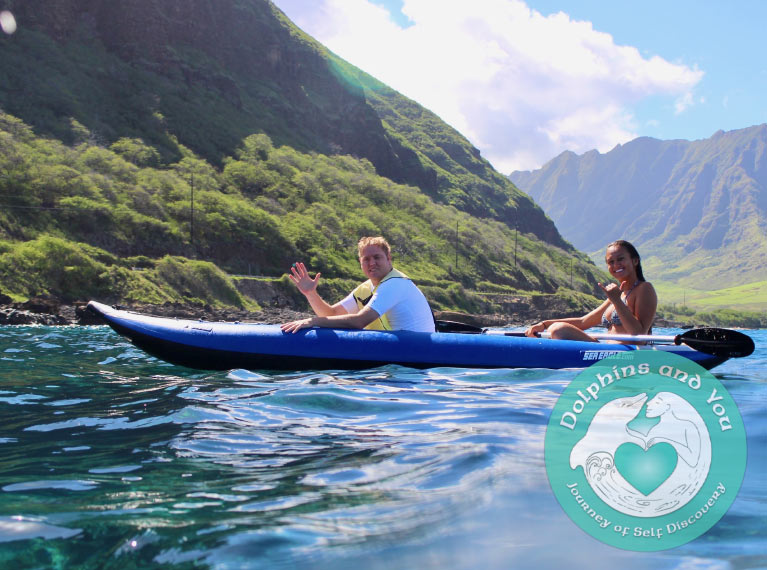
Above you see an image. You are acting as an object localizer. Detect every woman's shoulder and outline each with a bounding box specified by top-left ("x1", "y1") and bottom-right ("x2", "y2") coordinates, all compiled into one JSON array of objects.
[{"x1": 636, "y1": 280, "x2": 658, "y2": 299}]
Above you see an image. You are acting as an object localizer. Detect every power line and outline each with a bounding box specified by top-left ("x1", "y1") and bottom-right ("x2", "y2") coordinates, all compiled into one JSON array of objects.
[{"x1": 0, "y1": 203, "x2": 78, "y2": 210}]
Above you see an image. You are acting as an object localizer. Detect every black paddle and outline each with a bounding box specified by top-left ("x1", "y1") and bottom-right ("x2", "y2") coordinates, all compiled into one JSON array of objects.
[
  {"x1": 442, "y1": 321, "x2": 755, "y2": 359},
  {"x1": 673, "y1": 327, "x2": 755, "y2": 358},
  {"x1": 550, "y1": 327, "x2": 756, "y2": 358},
  {"x1": 435, "y1": 320, "x2": 485, "y2": 334}
]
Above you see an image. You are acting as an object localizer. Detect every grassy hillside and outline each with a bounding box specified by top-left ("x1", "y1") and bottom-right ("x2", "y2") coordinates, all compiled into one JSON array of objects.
[
  {"x1": 0, "y1": 0, "x2": 600, "y2": 314},
  {"x1": 0, "y1": 112, "x2": 606, "y2": 309},
  {"x1": 654, "y1": 280, "x2": 767, "y2": 311}
]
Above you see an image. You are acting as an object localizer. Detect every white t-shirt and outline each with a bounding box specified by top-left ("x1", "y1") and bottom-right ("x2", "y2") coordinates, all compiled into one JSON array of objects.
[{"x1": 339, "y1": 278, "x2": 435, "y2": 333}]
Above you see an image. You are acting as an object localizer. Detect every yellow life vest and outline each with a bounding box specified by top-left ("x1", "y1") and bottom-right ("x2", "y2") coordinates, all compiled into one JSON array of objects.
[{"x1": 352, "y1": 268, "x2": 409, "y2": 330}]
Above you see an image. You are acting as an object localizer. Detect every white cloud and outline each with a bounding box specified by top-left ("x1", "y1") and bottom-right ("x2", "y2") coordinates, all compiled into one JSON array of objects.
[
  {"x1": 272, "y1": 0, "x2": 703, "y2": 172},
  {"x1": 674, "y1": 92, "x2": 695, "y2": 114}
]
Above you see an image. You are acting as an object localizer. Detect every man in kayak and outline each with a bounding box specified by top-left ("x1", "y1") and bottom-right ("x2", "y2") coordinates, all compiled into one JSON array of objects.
[{"x1": 281, "y1": 236, "x2": 436, "y2": 333}]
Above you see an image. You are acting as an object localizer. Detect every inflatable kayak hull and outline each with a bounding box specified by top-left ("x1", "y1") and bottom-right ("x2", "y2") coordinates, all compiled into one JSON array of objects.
[{"x1": 87, "y1": 301, "x2": 728, "y2": 371}]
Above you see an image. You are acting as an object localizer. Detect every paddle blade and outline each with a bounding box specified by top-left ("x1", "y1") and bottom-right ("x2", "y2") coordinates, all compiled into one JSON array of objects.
[
  {"x1": 435, "y1": 320, "x2": 484, "y2": 334},
  {"x1": 677, "y1": 327, "x2": 755, "y2": 358}
]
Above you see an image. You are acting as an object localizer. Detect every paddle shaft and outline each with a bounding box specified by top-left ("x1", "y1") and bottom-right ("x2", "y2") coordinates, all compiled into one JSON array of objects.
[
  {"x1": 483, "y1": 326, "x2": 754, "y2": 358},
  {"x1": 542, "y1": 331, "x2": 678, "y2": 344},
  {"x1": 485, "y1": 330, "x2": 672, "y2": 342},
  {"x1": 487, "y1": 329, "x2": 712, "y2": 345}
]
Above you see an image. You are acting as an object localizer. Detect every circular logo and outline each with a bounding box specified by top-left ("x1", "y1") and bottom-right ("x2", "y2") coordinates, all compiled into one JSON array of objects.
[{"x1": 545, "y1": 351, "x2": 746, "y2": 551}]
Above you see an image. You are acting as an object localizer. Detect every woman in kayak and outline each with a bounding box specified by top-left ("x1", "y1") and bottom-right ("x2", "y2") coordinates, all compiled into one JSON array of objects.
[{"x1": 525, "y1": 240, "x2": 657, "y2": 341}]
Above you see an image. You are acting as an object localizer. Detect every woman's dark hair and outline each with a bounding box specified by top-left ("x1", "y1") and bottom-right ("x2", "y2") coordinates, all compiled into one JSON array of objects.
[{"x1": 607, "y1": 240, "x2": 645, "y2": 281}]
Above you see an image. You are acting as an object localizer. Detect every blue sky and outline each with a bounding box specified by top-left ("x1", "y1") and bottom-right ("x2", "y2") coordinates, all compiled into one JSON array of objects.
[
  {"x1": 273, "y1": 0, "x2": 767, "y2": 173},
  {"x1": 523, "y1": 1, "x2": 767, "y2": 142}
]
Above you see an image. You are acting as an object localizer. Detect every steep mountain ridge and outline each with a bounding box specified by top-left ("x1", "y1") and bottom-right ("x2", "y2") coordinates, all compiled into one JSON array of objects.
[
  {"x1": 2, "y1": 0, "x2": 388, "y2": 165},
  {"x1": 511, "y1": 125, "x2": 767, "y2": 288},
  {"x1": 0, "y1": 0, "x2": 564, "y2": 246}
]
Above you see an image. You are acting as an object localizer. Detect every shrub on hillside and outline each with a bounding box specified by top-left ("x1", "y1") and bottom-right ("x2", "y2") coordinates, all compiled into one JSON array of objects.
[
  {"x1": 0, "y1": 235, "x2": 115, "y2": 301},
  {"x1": 152, "y1": 256, "x2": 254, "y2": 309}
]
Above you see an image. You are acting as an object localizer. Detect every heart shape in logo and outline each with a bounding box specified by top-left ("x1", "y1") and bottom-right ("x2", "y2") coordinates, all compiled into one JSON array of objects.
[{"x1": 614, "y1": 442, "x2": 678, "y2": 496}]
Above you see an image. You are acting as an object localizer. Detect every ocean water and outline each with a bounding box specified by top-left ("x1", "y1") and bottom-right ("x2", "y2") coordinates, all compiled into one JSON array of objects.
[{"x1": 0, "y1": 325, "x2": 764, "y2": 570}]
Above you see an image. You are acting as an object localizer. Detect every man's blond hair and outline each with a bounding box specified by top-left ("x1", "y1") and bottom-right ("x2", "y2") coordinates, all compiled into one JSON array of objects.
[{"x1": 357, "y1": 236, "x2": 391, "y2": 258}]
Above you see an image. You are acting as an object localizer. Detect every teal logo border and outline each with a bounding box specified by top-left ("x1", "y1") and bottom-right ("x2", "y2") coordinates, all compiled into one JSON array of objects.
[{"x1": 545, "y1": 351, "x2": 746, "y2": 551}]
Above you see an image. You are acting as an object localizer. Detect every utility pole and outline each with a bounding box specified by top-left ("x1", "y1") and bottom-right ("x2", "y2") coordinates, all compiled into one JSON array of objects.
[
  {"x1": 570, "y1": 258, "x2": 573, "y2": 288},
  {"x1": 455, "y1": 219, "x2": 459, "y2": 268},
  {"x1": 190, "y1": 173, "x2": 195, "y2": 249},
  {"x1": 514, "y1": 224, "x2": 518, "y2": 267}
]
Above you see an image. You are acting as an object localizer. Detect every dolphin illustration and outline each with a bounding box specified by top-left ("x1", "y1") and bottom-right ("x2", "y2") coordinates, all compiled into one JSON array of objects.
[{"x1": 569, "y1": 391, "x2": 712, "y2": 517}]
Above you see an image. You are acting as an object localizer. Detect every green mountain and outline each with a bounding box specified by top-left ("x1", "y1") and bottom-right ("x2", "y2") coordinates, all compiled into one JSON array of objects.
[
  {"x1": 511, "y1": 125, "x2": 767, "y2": 290},
  {"x1": 1, "y1": 0, "x2": 562, "y2": 243},
  {"x1": 0, "y1": 0, "x2": 604, "y2": 311}
]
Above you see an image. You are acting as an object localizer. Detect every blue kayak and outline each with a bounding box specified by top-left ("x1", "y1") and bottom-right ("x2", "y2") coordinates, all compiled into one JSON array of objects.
[{"x1": 87, "y1": 301, "x2": 731, "y2": 371}]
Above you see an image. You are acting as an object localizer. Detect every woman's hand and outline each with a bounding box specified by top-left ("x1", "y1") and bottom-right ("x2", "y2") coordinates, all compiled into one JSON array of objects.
[
  {"x1": 288, "y1": 262, "x2": 320, "y2": 296},
  {"x1": 598, "y1": 282, "x2": 623, "y2": 304}
]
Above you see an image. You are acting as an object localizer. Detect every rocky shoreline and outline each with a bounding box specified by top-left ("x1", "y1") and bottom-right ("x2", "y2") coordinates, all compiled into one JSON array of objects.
[
  {"x1": 0, "y1": 295, "x2": 688, "y2": 329},
  {"x1": 0, "y1": 300, "x2": 522, "y2": 328},
  {"x1": 0, "y1": 298, "x2": 312, "y2": 327}
]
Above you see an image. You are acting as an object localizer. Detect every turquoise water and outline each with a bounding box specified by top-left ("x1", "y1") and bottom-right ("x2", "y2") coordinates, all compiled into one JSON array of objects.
[{"x1": 0, "y1": 325, "x2": 764, "y2": 569}]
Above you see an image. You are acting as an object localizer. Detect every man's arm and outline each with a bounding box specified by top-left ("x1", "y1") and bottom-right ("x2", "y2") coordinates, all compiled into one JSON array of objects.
[
  {"x1": 289, "y1": 262, "x2": 347, "y2": 317},
  {"x1": 281, "y1": 305, "x2": 380, "y2": 334}
]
